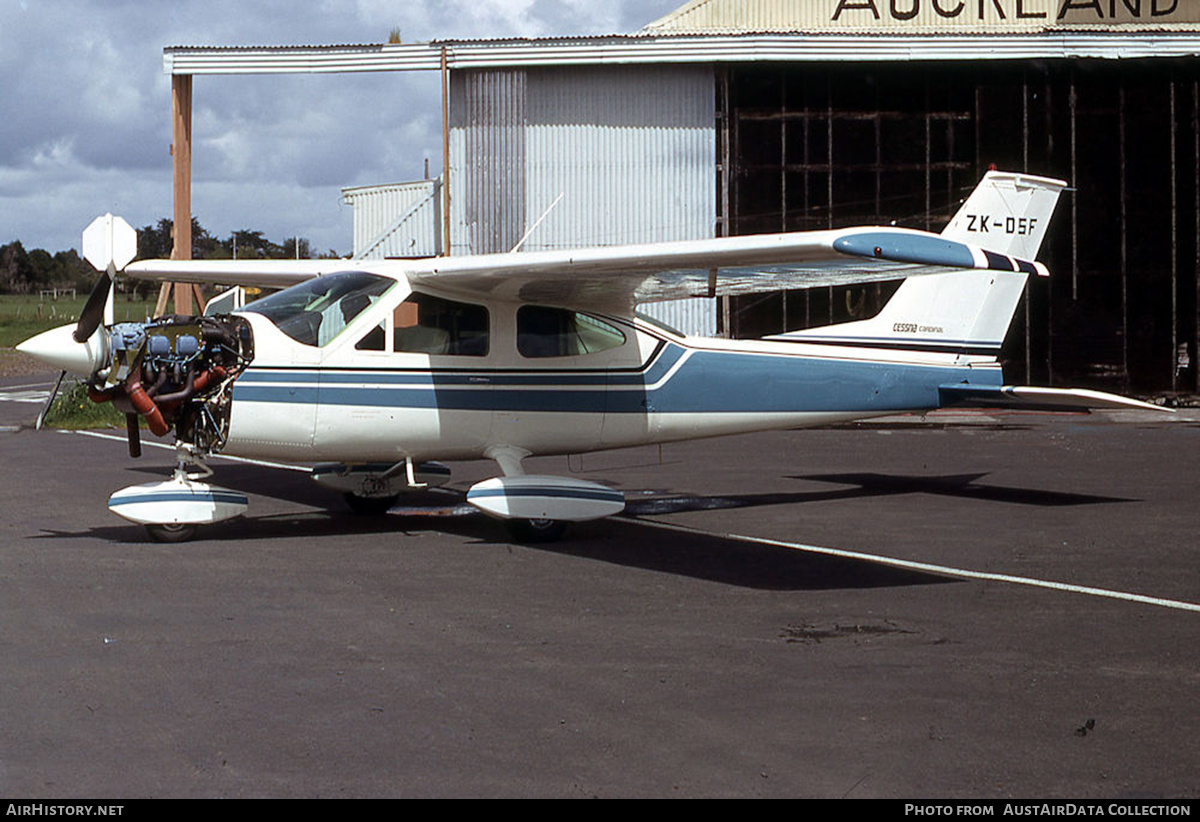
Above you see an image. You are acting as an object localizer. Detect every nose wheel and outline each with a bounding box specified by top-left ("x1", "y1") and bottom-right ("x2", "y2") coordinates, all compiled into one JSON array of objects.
[
  {"x1": 145, "y1": 523, "x2": 198, "y2": 543},
  {"x1": 504, "y1": 518, "x2": 567, "y2": 543}
]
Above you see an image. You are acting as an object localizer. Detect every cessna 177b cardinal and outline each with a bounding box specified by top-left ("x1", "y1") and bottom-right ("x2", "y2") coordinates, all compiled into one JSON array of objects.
[{"x1": 17, "y1": 171, "x2": 1163, "y2": 542}]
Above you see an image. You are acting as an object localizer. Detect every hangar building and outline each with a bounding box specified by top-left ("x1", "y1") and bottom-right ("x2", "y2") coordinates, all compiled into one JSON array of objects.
[{"x1": 165, "y1": 0, "x2": 1200, "y2": 393}]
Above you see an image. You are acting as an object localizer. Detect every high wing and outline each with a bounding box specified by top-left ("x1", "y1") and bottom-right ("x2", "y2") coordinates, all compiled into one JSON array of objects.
[
  {"x1": 123, "y1": 259, "x2": 342, "y2": 289},
  {"x1": 124, "y1": 226, "x2": 1045, "y2": 314}
]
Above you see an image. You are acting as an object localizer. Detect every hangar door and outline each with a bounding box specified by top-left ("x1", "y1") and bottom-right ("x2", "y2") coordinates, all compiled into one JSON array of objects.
[{"x1": 721, "y1": 61, "x2": 1200, "y2": 394}]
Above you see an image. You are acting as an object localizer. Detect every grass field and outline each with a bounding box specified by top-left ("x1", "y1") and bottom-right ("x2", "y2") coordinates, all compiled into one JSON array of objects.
[
  {"x1": 0, "y1": 293, "x2": 158, "y2": 348},
  {"x1": 41, "y1": 378, "x2": 128, "y2": 430}
]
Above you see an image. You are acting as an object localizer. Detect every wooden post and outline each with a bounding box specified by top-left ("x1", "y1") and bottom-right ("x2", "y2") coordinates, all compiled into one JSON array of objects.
[{"x1": 171, "y1": 74, "x2": 194, "y2": 315}]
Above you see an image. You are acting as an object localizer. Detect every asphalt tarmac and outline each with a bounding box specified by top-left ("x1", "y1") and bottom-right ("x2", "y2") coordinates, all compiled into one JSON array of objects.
[{"x1": 1, "y1": 373, "x2": 1197, "y2": 798}]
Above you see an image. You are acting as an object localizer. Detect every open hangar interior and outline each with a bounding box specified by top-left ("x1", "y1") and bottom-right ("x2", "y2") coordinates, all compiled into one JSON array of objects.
[
  {"x1": 163, "y1": 0, "x2": 1200, "y2": 394},
  {"x1": 719, "y1": 56, "x2": 1199, "y2": 394}
]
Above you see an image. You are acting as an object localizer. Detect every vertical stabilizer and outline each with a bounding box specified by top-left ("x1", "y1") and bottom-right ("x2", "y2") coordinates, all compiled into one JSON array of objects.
[
  {"x1": 939, "y1": 171, "x2": 1067, "y2": 259},
  {"x1": 773, "y1": 171, "x2": 1066, "y2": 356}
]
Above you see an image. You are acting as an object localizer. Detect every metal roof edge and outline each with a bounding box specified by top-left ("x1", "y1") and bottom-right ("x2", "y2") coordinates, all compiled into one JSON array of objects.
[
  {"x1": 163, "y1": 32, "x2": 1200, "y2": 74},
  {"x1": 341, "y1": 179, "x2": 438, "y2": 197}
]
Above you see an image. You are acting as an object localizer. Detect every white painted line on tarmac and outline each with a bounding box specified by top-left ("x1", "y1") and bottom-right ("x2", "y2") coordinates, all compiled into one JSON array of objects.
[
  {"x1": 0, "y1": 389, "x2": 51, "y2": 403},
  {"x1": 66, "y1": 429, "x2": 310, "y2": 472},
  {"x1": 0, "y1": 380, "x2": 56, "y2": 390},
  {"x1": 632, "y1": 517, "x2": 1200, "y2": 614}
]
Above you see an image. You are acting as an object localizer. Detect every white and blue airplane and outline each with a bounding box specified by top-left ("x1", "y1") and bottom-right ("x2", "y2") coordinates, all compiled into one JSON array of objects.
[{"x1": 17, "y1": 171, "x2": 1162, "y2": 542}]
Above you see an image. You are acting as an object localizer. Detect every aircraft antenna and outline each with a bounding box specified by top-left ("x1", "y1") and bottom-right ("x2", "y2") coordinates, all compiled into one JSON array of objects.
[{"x1": 510, "y1": 192, "x2": 564, "y2": 253}]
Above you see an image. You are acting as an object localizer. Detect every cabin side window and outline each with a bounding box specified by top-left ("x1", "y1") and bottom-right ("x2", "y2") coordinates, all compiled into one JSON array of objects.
[
  {"x1": 393, "y1": 292, "x2": 489, "y2": 356},
  {"x1": 354, "y1": 322, "x2": 387, "y2": 351},
  {"x1": 517, "y1": 306, "x2": 626, "y2": 359}
]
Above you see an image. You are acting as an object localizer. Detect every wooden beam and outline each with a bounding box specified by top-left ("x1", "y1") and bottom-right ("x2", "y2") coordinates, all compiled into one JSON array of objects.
[
  {"x1": 171, "y1": 74, "x2": 193, "y2": 315},
  {"x1": 154, "y1": 283, "x2": 171, "y2": 318}
]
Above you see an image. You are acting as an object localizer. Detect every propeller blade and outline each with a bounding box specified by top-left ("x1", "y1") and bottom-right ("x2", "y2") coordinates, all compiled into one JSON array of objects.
[
  {"x1": 35, "y1": 370, "x2": 67, "y2": 430},
  {"x1": 125, "y1": 413, "x2": 142, "y2": 458},
  {"x1": 74, "y1": 271, "x2": 112, "y2": 343}
]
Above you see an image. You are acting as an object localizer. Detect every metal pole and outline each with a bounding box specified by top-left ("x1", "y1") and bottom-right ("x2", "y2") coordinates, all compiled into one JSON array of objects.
[
  {"x1": 1120, "y1": 84, "x2": 1129, "y2": 388},
  {"x1": 1171, "y1": 77, "x2": 1179, "y2": 393},
  {"x1": 1194, "y1": 79, "x2": 1199, "y2": 394},
  {"x1": 441, "y1": 46, "x2": 451, "y2": 257},
  {"x1": 1023, "y1": 72, "x2": 1032, "y2": 382},
  {"x1": 1070, "y1": 69, "x2": 1078, "y2": 301}
]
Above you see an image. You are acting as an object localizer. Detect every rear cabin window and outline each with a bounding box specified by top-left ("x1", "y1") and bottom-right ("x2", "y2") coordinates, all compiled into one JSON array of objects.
[
  {"x1": 393, "y1": 292, "x2": 489, "y2": 356},
  {"x1": 517, "y1": 306, "x2": 626, "y2": 358}
]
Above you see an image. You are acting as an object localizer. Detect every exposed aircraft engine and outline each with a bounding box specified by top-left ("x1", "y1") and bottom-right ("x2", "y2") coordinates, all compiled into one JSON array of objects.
[{"x1": 86, "y1": 315, "x2": 254, "y2": 457}]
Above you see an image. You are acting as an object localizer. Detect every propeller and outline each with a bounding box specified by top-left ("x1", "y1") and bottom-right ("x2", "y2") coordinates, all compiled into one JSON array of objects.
[
  {"x1": 34, "y1": 370, "x2": 67, "y2": 431},
  {"x1": 18, "y1": 214, "x2": 138, "y2": 429},
  {"x1": 125, "y1": 412, "x2": 142, "y2": 458},
  {"x1": 76, "y1": 213, "x2": 134, "y2": 343},
  {"x1": 73, "y1": 270, "x2": 113, "y2": 343}
]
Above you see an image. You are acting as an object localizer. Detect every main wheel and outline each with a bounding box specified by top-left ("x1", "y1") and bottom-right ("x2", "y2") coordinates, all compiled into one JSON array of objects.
[
  {"x1": 504, "y1": 518, "x2": 567, "y2": 544},
  {"x1": 145, "y1": 523, "x2": 197, "y2": 543},
  {"x1": 344, "y1": 492, "x2": 400, "y2": 515}
]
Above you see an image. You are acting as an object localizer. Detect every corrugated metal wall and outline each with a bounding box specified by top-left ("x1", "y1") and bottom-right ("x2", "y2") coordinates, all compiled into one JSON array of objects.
[
  {"x1": 451, "y1": 70, "x2": 528, "y2": 256},
  {"x1": 343, "y1": 179, "x2": 442, "y2": 259},
  {"x1": 449, "y1": 64, "x2": 718, "y2": 335}
]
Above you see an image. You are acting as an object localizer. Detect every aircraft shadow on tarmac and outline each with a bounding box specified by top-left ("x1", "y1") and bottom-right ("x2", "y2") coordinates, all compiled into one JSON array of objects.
[
  {"x1": 624, "y1": 472, "x2": 1134, "y2": 515},
  {"x1": 34, "y1": 462, "x2": 1133, "y2": 592},
  {"x1": 40, "y1": 512, "x2": 950, "y2": 593}
]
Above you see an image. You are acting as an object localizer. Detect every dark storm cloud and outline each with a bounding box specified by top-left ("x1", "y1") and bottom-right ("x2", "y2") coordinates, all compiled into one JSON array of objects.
[{"x1": 1, "y1": 0, "x2": 683, "y2": 253}]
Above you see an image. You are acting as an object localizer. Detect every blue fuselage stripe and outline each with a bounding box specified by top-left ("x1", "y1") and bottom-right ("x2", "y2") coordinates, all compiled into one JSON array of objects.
[
  {"x1": 109, "y1": 491, "x2": 248, "y2": 507},
  {"x1": 232, "y1": 343, "x2": 999, "y2": 415},
  {"x1": 466, "y1": 487, "x2": 625, "y2": 503}
]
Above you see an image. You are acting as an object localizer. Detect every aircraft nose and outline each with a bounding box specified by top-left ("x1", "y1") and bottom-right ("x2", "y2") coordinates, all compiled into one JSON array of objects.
[{"x1": 16, "y1": 323, "x2": 107, "y2": 377}]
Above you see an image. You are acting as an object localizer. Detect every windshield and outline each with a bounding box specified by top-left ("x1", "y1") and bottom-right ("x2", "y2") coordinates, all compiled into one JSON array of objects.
[{"x1": 242, "y1": 271, "x2": 395, "y2": 347}]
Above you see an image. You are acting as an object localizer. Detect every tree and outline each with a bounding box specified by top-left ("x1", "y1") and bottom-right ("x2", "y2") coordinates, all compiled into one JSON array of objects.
[
  {"x1": 26, "y1": 248, "x2": 56, "y2": 288},
  {"x1": 54, "y1": 249, "x2": 92, "y2": 291},
  {"x1": 282, "y1": 237, "x2": 311, "y2": 259},
  {"x1": 0, "y1": 241, "x2": 33, "y2": 293},
  {"x1": 137, "y1": 216, "x2": 221, "y2": 260},
  {"x1": 137, "y1": 218, "x2": 174, "y2": 260},
  {"x1": 0, "y1": 218, "x2": 337, "y2": 293}
]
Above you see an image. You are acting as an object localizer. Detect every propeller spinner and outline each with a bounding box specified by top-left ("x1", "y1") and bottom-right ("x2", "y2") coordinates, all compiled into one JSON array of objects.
[{"x1": 17, "y1": 214, "x2": 135, "y2": 378}]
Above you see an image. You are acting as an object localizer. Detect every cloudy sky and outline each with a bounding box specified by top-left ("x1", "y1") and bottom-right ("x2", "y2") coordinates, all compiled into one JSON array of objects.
[{"x1": 1, "y1": 0, "x2": 683, "y2": 256}]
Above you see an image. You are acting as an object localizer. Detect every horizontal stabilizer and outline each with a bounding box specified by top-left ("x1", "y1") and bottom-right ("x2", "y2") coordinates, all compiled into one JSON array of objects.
[{"x1": 938, "y1": 384, "x2": 1169, "y2": 413}]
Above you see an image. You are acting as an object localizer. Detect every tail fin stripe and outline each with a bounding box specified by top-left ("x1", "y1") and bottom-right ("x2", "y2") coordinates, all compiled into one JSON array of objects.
[{"x1": 982, "y1": 249, "x2": 1017, "y2": 271}]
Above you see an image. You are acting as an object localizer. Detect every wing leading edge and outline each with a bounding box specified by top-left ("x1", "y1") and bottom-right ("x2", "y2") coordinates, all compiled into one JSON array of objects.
[
  {"x1": 123, "y1": 259, "x2": 341, "y2": 289},
  {"x1": 123, "y1": 226, "x2": 1045, "y2": 314}
]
